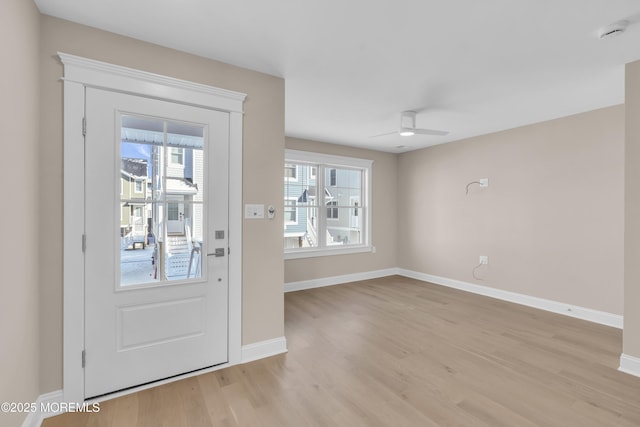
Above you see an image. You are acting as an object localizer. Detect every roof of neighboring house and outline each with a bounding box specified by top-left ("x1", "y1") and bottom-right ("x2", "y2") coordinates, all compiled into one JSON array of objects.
[
  {"x1": 166, "y1": 177, "x2": 198, "y2": 195},
  {"x1": 121, "y1": 157, "x2": 148, "y2": 178}
]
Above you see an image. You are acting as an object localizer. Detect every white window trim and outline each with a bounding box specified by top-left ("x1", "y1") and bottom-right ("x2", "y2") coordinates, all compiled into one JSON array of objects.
[{"x1": 284, "y1": 149, "x2": 372, "y2": 260}]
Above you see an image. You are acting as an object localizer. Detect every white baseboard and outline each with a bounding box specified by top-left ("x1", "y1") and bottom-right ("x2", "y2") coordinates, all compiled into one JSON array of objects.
[
  {"x1": 241, "y1": 336, "x2": 288, "y2": 364},
  {"x1": 397, "y1": 269, "x2": 623, "y2": 329},
  {"x1": 21, "y1": 389, "x2": 63, "y2": 427},
  {"x1": 619, "y1": 353, "x2": 640, "y2": 378},
  {"x1": 285, "y1": 268, "x2": 622, "y2": 329},
  {"x1": 284, "y1": 268, "x2": 398, "y2": 293}
]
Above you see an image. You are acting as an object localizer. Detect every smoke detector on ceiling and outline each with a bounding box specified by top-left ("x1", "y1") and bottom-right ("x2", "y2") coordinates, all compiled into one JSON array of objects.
[{"x1": 598, "y1": 20, "x2": 629, "y2": 39}]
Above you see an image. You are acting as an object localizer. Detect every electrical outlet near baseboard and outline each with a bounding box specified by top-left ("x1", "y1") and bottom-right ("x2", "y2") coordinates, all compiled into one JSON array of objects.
[
  {"x1": 479, "y1": 255, "x2": 489, "y2": 265},
  {"x1": 479, "y1": 178, "x2": 489, "y2": 188}
]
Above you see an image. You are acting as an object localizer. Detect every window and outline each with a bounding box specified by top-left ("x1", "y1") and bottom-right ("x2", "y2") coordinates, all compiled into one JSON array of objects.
[
  {"x1": 284, "y1": 149, "x2": 372, "y2": 259},
  {"x1": 326, "y1": 200, "x2": 338, "y2": 219},
  {"x1": 167, "y1": 202, "x2": 179, "y2": 221},
  {"x1": 135, "y1": 179, "x2": 143, "y2": 193},
  {"x1": 285, "y1": 199, "x2": 298, "y2": 224},
  {"x1": 169, "y1": 147, "x2": 184, "y2": 165},
  {"x1": 284, "y1": 164, "x2": 297, "y2": 180}
]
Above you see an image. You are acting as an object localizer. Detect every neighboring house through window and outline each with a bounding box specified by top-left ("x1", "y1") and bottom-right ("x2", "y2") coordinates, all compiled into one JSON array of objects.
[{"x1": 284, "y1": 149, "x2": 372, "y2": 258}]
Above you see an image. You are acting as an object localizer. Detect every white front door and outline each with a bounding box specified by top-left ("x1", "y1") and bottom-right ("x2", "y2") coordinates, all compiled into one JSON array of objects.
[{"x1": 84, "y1": 87, "x2": 230, "y2": 398}]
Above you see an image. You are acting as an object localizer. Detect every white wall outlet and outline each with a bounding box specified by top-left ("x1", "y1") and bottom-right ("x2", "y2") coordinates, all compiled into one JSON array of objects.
[
  {"x1": 244, "y1": 204, "x2": 265, "y2": 219},
  {"x1": 479, "y1": 178, "x2": 489, "y2": 188},
  {"x1": 479, "y1": 255, "x2": 489, "y2": 265}
]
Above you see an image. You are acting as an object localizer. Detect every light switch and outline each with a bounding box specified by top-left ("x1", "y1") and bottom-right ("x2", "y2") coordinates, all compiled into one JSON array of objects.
[{"x1": 245, "y1": 204, "x2": 265, "y2": 219}]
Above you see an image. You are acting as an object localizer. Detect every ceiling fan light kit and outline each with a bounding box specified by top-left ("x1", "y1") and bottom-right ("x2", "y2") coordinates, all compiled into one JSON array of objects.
[{"x1": 401, "y1": 110, "x2": 417, "y2": 127}]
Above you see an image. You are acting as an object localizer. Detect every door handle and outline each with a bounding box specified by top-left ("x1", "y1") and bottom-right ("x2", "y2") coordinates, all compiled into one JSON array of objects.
[{"x1": 207, "y1": 248, "x2": 225, "y2": 257}]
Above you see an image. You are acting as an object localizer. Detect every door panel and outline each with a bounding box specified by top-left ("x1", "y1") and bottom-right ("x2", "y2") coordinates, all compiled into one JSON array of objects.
[
  {"x1": 117, "y1": 297, "x2": 205, "y2": 350},
  {"x1": 84, "y1": 88, "x2": 229, "y2": 398}
]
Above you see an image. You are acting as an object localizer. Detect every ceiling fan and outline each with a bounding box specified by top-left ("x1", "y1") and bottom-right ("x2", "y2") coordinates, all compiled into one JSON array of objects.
[{"x1": 371, "y1": 111, "x2": 449, "y2": 138}]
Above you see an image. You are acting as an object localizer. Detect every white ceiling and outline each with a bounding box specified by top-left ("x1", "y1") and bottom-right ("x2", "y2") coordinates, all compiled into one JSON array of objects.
[{"x1": 35, "y1": 0, "x2": 640, "y2": 152}]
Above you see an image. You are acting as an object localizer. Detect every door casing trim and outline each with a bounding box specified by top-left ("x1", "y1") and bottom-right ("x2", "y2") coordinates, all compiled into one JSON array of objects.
[{"x1": 60, "y1": 52, "x2": 246, "y2": 403}]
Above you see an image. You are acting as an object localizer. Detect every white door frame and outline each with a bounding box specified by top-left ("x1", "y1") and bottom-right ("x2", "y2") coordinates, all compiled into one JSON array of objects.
[{"x1": 61, "y1": 52, "x2": 245, "y2": 403}]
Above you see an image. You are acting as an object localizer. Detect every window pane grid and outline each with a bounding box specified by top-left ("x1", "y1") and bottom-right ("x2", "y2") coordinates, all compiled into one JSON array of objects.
[
  {"x1": 284, "y1": 152, "x2": 370, "y2": 255},
  {"x1": 120, "y1": 114, "x2": 206, "y2": 286}
]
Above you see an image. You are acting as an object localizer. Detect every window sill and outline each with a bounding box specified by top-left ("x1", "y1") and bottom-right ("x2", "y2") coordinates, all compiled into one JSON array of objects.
[{"x1": 284, "y1": 245, "x2": 372, "y2": 260}]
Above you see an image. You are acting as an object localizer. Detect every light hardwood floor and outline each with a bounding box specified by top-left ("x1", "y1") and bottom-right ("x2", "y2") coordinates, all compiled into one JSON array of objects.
[{"x1": 43, "y1": 276, "x2": 640, "y2": 426}]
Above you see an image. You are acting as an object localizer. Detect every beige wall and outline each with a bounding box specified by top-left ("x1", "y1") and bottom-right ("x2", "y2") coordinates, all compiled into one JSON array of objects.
[
  {"x1": 38, "y1": 16, "x2": 285, "y2": 392},
  {"x1": 284, "y1": 137, "x2": 398, "y2": 283},
  {"x1": 397, "y1": 106, "x2": 624, "y2": 315},
  {"x1": 624, "y1": 60, "x2": 640, "y2": 357},
  {"x1": 1, "y1": 0, "x2": 41, "y2": 424}
]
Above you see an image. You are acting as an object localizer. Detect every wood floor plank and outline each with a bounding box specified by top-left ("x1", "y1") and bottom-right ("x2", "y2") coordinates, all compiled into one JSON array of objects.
[{"x1": 43, "y1": 276, "x2": 640, "y2": 426}]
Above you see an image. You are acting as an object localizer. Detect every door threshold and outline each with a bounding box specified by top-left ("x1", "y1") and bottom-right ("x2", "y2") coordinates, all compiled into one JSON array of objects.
[{"x1": 86, "y1": 361, "x2": 230, "y2": 404}]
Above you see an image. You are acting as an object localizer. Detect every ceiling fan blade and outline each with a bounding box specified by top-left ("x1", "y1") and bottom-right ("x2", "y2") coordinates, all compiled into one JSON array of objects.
[
  {"x1": 369, "y1": 130, "x2": 398, "y2": 138},
  {"x1": 413, "y1": 128, "x2": 449, "y2": 136}
]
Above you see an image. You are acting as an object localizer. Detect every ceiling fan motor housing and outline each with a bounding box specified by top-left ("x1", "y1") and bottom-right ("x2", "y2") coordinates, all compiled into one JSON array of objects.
[{"x1": 401, "y1": 111, "x2": 417, "y2": 129}]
